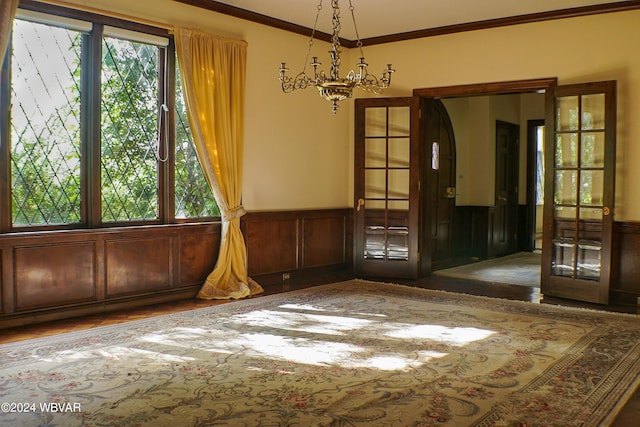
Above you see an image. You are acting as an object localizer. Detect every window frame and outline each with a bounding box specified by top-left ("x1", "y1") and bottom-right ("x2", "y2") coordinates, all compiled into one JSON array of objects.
[{"x1": 0, "y1": 1, "x2": 219, "y2": 233}]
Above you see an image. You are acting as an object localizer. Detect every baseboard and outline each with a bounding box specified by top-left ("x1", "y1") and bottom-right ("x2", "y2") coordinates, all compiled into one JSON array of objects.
[
  {"x1": 253, "y1": 264, "x2": 354, "y2": 292},
  {"x1": 0, "y1": 285, "x2": 201, "y2": 330}
]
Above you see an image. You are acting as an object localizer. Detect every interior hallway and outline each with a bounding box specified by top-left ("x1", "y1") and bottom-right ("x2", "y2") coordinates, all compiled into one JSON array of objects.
[{"x1": 434, "y1": 252, "x2": 541, "y2": 288}]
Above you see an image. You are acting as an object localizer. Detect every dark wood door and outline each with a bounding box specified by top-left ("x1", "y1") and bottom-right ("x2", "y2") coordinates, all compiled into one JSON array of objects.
[
  {"x1": 354, "y1": 97, "x2": 420, "y2": 278},
  {"x1": 494, "y1": 121, "x2": 520, "y2": 257},
  {"x1": 542, "y1": 81, "x2": 616, "y2": 304},
  {"x1": 422, "y1": 99, "x2": 456, "y2": 272}
]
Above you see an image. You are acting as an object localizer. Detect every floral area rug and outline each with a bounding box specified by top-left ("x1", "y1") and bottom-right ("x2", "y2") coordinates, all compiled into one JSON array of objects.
[{"x1": 1, "y1": 280, "x2": 640, "y2": 426}]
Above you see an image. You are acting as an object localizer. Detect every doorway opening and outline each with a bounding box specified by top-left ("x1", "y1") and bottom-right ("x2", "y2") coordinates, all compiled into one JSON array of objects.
[{"x1": 414, "y1": 79, "x2": 556, "y2": 288}]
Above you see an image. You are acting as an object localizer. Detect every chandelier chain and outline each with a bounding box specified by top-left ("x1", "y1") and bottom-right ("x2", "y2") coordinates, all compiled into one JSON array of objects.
[
  {"x1": 348, "y1": 0, "x2": 364, "y2": 55},
  {"x1": 330, "y1": 0, "x2": 341, "y2": 80},
  {"x1": 302, "y1": 0, "x2": 323, "y2": 74}
]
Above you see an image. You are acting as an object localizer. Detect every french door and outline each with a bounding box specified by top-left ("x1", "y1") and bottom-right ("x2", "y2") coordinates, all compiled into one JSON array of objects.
[
  {"x1": 542, "y1": 81, "x2": 616, "y2": 304},
  {"x1": 354, "y1": 97, "x2": 420, "y2": 278}
]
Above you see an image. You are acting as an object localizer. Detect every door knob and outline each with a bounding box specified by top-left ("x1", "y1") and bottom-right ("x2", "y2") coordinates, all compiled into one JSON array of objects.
[
  {"x1": 444, "y1": 187, "x2": 456, "y2": 198},
  {"x1": 356, "y1": 198, "x2": 365, "y2": 212}
]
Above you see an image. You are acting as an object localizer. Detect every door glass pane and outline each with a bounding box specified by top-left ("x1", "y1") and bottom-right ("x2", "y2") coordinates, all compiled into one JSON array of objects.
[
  {"x1": 579, "y1": 207, "x2": 602, "y2": 221},
  {"x1": 555, "y1": 170, "x2": 577, "y2": 205},
  {"x1": 388, "y1": 200, "x2": 409, "y2": 210},
  {"x1": 555, "y1": 134, "x2": 577, "y2": 167},
  {"x1": 365, "y1": 139, "x2": 386, "y2": 167},
  {"x1": 581, "y1": 94, "x2": 605, "y2": 130},
  {"x1": 577, "y1": 244, "x2": 601, "y2": 280},
  {"x1": 388, "y1": 226, "x2": 409, "y2": 259},
  {"x1": 388, "y1": 170, "x2": 410, "y2": 199},
  {"x1": 552, "y1": 242, "x2": 575, "y2": 277},
  {"x1": 580, "y1": 170, "x2": 604, "y2": 206},
  {"x1": 388, "y1": 107, "x2": 410, "y2": 136},
  {"x1": 364, "y1": 211, "x2": 385, "y2": 259},
  {"x1": 388, "y1": 138, "x2": 410, "y2": 167},
  {"x1": 365, "y1": 107, "x2": 387, "y2": 137},
  {"x1": 580, "y1": 133, "x2": 605, "y2": 167},
  {"x1": 578, "y1": 214, "x2": 602, "y2": 242},
  {"x1": 365, "y1": 170, "x2": 386, "y2": 199},
  {"x1": 365, "y1": 200, "x2": 385, "y2": 210},
  {"x1": 557, "y1": 96, "x2": 579, "y2": 131},
  {"x1": 555, "y1": 206, "x2": 576, "y2": 220}
]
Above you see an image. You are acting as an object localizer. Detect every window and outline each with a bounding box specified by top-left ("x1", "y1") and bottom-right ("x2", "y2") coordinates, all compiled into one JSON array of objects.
[
  {"x1": 1, "y1": 6, "x2": 217, "y2": 231},
  {"x1": 174, "y1": 65, "x2": 220, "y2": 219},
  {"x1": 10, "y1": 17, "x2": 84, "y2": 226}
]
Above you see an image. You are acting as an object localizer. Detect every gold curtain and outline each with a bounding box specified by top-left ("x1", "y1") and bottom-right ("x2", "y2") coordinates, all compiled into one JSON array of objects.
[
  {"x1": 175, "y1": 27, "x2": 262, "y2": 299},
  {"x1": 0, "y1": 0, "x2": 18, "y2": 60}
]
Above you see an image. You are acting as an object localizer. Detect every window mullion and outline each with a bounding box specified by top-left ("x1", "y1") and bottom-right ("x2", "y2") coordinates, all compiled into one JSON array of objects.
[
  {"x1": 0, "y1": 46, "x2": 11, "y2": 233},
  {"x1": 164, "y1": 41, "x2": 177, "y2": 223},
  {"x1": 157, "y1": 46, "x2": 167, "y2": 223},
  {"x1": 85, "y1": 24, "x2": 103, "y2": 228}
]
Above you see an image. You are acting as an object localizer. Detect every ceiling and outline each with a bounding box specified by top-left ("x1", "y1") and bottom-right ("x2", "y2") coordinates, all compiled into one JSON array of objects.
[{"x1": 199, "y1": 0, "x2": 633, "y2": 41}]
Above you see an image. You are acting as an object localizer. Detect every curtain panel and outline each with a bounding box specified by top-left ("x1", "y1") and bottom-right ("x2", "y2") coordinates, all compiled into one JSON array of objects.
[
  {"x1": 175, "y1": 27, "x2": 262, "y2": 299},
  {"x1": 0, "y1": 0, "x2": 18, "y2": 61}
]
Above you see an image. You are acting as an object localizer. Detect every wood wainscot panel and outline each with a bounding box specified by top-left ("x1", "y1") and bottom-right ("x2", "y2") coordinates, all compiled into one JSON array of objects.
[
  {"x1": 302, "y1": 216, "x2": 346, "y2": 268},
  {"x1": 178, "y1": 230, "x2": 220, "y2": 286},
  {"x1": 14, "y1": 242, "x2": 96, "y2": 311},
  {"x1": 105, "y1": 237, "x2": 171, "y2": 297},
  {"x1": 611, "y1": 222, "x2": 640, "y2": 303},
  {"x1": 245, "y1": 217, "x2": 298, "y2": 275},
  {"x1": 451, "y1": 206, "x2": 491, "y2": 260}
]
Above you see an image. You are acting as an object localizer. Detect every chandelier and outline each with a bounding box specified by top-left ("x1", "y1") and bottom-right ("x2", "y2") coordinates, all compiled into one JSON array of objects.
[{"x1": 278, "y1": 0, "x2": 395, "y2": 114}]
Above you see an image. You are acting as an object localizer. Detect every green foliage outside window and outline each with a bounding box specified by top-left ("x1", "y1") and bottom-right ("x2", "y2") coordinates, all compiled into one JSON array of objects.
[
  {"x1": 101, "y1": 37, "x2": 160, "y2": 222},
  {"x1": 10, "y1": 20, "x2": 82, "y2": 225},
  {"x1": 7, "y1": 15, "x2": 218, "y2": 228}
]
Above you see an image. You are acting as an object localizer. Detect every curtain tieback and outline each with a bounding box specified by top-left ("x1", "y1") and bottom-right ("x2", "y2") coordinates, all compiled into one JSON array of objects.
[{"x1": 221, "y1": 205, "x2": 246, "y2": 221}]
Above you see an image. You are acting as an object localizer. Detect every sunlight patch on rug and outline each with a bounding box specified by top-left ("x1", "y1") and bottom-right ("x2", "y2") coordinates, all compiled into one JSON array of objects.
[{"x1": 1, "y1": 279, "x2": 639, "y2": 426}]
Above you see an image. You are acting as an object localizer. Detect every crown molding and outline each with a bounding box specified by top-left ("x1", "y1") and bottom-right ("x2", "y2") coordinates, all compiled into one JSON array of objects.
[{"x1": 174, "y1": 0, "x2": 640, "y2": 47}]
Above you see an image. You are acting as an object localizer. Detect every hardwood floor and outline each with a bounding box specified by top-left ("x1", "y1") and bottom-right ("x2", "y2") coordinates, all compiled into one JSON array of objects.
[{"x1": 1, "y1": 273, "x2": 638, "y2": 425}]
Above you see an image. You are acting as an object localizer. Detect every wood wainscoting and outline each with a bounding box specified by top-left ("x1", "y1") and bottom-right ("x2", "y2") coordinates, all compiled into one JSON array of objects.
[
  {"x1": 2, "y1": 209, "x2": 635, "y2": 328},
  {"x1": 451, "y1": 206, "x2": 497, "y2": 262},
  {"x1": 612, "y1": 221, "x2": 640, "y2": 306},
  {"x1": 0, "y1": 209, "x2": 353, "y2": 329},
  {"x1": 242, "y1": 209, "x2": 353, "y2": 288},
  {"x1": 0, "y1": 223, "x2": 221, "y2": 329}
]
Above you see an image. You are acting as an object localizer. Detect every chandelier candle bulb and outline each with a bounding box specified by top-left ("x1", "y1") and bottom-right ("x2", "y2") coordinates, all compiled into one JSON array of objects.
[{"x1": 278, "y1": 0, "x2": 394, "y2": 114}]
